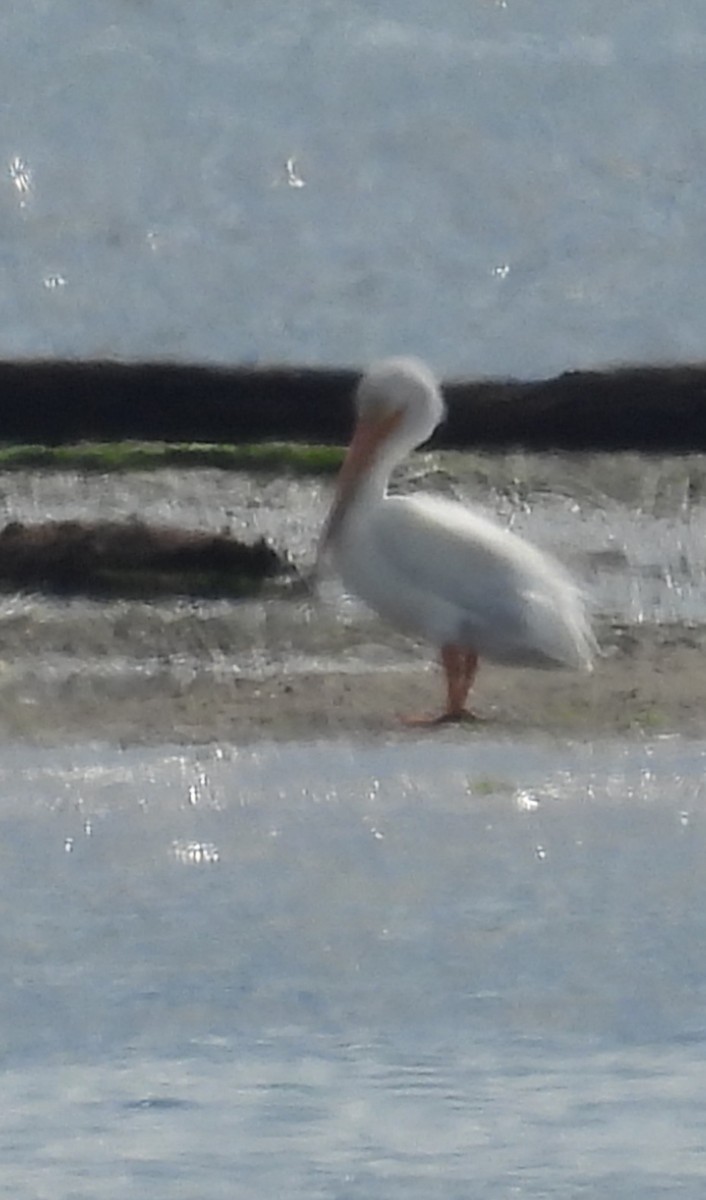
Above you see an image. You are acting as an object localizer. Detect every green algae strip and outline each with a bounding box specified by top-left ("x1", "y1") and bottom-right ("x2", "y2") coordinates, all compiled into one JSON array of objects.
[{"x1": 0, "y1": 441, "x2": 345, "y2": 475}]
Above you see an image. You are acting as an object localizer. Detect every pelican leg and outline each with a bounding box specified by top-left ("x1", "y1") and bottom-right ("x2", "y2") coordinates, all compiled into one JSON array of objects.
[
  {"x1": 442, "y1": 644, "x2": 478, "y2": 720},
  {"x1": 402, "y1": 644, "x2": 479, "y2": 726}
]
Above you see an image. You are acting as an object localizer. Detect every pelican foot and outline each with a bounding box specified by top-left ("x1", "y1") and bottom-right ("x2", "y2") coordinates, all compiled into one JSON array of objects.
[{"x1": 401, "y1": 708, "x2": 480, "y2": 728}]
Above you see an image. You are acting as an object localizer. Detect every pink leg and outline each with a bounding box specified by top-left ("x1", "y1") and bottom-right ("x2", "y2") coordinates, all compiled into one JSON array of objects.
[
  {"x1": 442, "y1": 644, "x2": 478, "y2": 719},
  {"x1": 402, "y1": 644, "x2": 479, "y2": 726}
]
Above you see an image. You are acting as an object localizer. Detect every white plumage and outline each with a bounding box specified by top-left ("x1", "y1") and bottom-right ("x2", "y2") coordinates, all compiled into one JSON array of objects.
[{"x1": 320, "y1": 357, "x2": 595, "y2": 722}]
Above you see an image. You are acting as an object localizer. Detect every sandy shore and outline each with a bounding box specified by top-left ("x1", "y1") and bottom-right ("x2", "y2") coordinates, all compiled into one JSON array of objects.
[{"x1": 0, "y1": 621, "x2": 703, "y2": 745}]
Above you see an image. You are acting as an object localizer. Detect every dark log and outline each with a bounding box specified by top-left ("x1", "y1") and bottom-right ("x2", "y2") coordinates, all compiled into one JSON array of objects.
[
  {"x1": 0, "y1": 360, "x2": 356, "y2": 445},
  {"x1": 0, "y1": 359, "x2": 705, "y2": 451},
  {"x1": 444, "y1": 365, "x2": 706, "y2": 451}
]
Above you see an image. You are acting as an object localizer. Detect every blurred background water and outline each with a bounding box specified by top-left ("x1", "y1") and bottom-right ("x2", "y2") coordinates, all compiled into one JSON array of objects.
[
  {"x1": 3, "y1": 4, "x2": 706, "y2": 1195},
  {"x1": 3, "y1": 0, "x2": 706, "y2": 376}
]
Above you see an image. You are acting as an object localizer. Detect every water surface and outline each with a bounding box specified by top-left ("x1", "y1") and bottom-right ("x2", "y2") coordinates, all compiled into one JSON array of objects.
[
  {"x1": 3, "y1": 1, "x2": 706, "y2": 374},
  {"x1": 1, "y1": 736, "x2": 705, "y2": 1196}
]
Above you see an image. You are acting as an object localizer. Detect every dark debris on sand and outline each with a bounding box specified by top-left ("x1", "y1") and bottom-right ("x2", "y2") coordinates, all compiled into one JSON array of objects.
[{"x1": 0, "y1": 519, "x2": 289, "y2": 598}]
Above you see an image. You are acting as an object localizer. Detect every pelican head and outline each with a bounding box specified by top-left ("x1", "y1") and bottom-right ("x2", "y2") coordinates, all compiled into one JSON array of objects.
[
  {"x1": 355, "y1": 357, "x2": 445, "y2": 448},
  {"x1": 320, "y1": 357, "x2": 445, "y2": 552}
]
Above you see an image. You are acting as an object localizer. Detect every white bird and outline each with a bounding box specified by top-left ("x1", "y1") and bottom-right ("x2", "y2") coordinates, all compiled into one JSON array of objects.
[{"x1": 319, "y1": 357, "x2": 596, "y2": 724}]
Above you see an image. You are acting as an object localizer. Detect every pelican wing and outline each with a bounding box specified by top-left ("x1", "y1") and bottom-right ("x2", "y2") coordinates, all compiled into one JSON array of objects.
[{"x1": 370, "y1": 494, "x2": 594, "y2": 668}]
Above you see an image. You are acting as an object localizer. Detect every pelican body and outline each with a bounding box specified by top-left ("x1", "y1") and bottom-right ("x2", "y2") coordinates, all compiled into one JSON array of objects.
[{"x1": 320, "y1": 357, "x2": 595, "y2": 723}]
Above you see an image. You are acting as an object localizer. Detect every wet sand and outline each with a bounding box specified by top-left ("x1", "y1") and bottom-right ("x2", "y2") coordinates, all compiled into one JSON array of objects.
[
  {"x1": 0, "y1": 621, "x2": 703, "y2": 745},
  {"x1": 0, "y1": 453, "x2": 704, "y2": 747}
]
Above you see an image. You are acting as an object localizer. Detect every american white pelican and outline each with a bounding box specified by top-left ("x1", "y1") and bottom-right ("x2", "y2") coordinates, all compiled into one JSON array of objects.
[{"x1": 319, "y1": 357, "x2": 596, "y2": 723}]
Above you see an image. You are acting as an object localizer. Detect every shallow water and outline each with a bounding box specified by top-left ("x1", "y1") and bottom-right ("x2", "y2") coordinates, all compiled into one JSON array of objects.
[{"x1": 2, "y1": 735, "x2": 706, "y2": 1197}]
